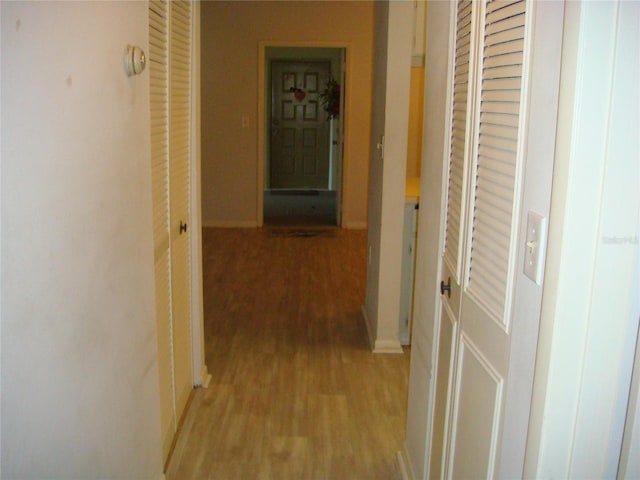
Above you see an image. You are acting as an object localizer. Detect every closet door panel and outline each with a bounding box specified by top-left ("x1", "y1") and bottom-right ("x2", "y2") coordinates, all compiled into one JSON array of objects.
[
  {"x1": 447, "y1": 1, "x2": 529, "y2": 477},
  {"x1": 168, "y1": 0, "x2": 193, "y2": 421},
  {"x1": 149, "y1": 0, "x2": 193, "y2": 463}
]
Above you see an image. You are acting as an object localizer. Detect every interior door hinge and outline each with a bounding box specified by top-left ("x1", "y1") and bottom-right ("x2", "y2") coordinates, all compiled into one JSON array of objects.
[{"x1": 376, "y1": 135, "x2": 385, "y2": 160}]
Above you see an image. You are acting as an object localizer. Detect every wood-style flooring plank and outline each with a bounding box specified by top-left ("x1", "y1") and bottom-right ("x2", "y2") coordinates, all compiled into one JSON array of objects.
[{"x1": 166, "y1": 227, "x2": 410, "y2": 480}]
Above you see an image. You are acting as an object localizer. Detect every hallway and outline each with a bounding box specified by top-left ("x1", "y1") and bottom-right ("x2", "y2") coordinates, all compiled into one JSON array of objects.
[{"x1": 166, "y1": 228, "x2": 410, "y2": 479}]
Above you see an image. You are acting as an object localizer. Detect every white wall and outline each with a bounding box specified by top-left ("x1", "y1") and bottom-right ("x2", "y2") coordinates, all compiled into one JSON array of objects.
[
  {"x1": 364, "y1": 0, "x2": 413, "y2": 352},
  {"x1": 200, "y1": 1, "x2": 374, "y2": 228},
  {"x1": 1, "y1": 3, "x2": 163, "y2": 478},
  {"x1": 525, "y1": 1, "x2": 640, "y2": 477},
  {"x1": 363, "y1": 0, "x2": 389, "y2": 348}
]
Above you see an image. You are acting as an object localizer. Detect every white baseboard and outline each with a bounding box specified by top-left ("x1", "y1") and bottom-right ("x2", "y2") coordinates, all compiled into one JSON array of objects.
[
  {"x1": 361, "y1": 305, "x2": 375, "y2": 350},
  {"x1": 343, "y1": 220, "x2": 367, "y2": 229},
  {"x1": 373, "y1": 338, "x2": 404, "y2": 354},
  {"x1": 202, "y1": 220, "x2": 258, "y2": 228},
  {"x1": 397, "y1": 449, "x2": 416, "y2": 480},
  {"x1": 361, "y1": 305, "x2": 404, "y2": 354},
  {"x1": 200, "y1": 364, "x2": 212, "y2": 388}
]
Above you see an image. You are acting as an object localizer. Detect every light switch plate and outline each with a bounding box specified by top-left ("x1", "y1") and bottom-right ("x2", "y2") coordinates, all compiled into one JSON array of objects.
[{"x1": 524, "y1": 211, "x2": 547, "y2": 285}]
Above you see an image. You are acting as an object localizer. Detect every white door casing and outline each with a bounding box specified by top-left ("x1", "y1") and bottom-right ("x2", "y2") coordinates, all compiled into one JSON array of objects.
[
  {"x1": 335, "y1": 48, "x2": 347, "y2": 226},
  {"x1": 257, "y1": 42, "x2": 350, "y2": 228},
  {"x1": 189, "y1": 0, "x2": 208, "y2": 391}
]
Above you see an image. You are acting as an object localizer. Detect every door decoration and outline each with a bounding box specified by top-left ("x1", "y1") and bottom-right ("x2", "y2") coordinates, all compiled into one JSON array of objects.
[
  {"x1": 320, "y1": 77, "x2": 340, "y2": 119},
  {"x1": 289, "y1": 86, "x2": 306, "y2": 101}
]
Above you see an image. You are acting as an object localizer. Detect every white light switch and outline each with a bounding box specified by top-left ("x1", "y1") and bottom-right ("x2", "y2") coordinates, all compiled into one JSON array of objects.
[{"x1": 524, "y1": 211, "x2": 547, "y2": 285}]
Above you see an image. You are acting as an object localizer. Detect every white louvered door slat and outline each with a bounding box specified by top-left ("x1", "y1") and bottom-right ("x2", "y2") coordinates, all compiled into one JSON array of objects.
[
  {"x1": 442, "y1": 0, "x2": 530, "y2": 478},
  {"x1": 465, "y1": 0, "x2": 526, "y2": 325},
  {"x1": 150, "y1": 0, "x2": 169, "y2": 257},
  {"x1": 443, "y1": 0, "x2": 474, "y2": 284}
]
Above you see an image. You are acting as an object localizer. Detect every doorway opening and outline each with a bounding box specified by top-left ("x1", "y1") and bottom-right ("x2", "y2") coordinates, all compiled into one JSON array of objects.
[{"x1": 261, "y1": 46, "x2": 345, "y2": 227}]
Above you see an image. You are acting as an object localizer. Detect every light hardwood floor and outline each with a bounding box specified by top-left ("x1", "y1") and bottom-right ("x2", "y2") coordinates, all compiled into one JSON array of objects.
[{"x1": 166, "y1": 227, "x2": 410, "y2": 479}]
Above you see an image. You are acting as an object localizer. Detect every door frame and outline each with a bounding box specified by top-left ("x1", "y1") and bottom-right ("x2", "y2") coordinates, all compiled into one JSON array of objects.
[
  {"x1": 257, "y1": 41, "x2": 350, "y2": 227},
  {"x1": 190, "y1": 1, "x2": 210, "y2": 388}
]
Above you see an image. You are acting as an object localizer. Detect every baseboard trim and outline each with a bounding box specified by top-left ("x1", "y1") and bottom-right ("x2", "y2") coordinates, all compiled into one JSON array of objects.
[
  {"x1": 200, "y1": 364, "x2": 212, "y2": 388},
  {"x1": 361, "y1": 305, "x2": 375, "y2": 350},
  {"x1": 397, "y1": 449, "x2": 416, "y2": 480},
  {"x1": 163, "y1": 388, "x2": 196, "y2": 473},
  {"x1": 360, "y1": 306, "x2": 404, "y2": 354},
  {"x1": 343, "y1": 220, "x2": 367, "y2": 229},
  {"x1": 203, "y1": 220, "x2": 258, "y2": 228},
  {"x1": 373, "y1": 339, "x2": 404, "y2": 354}
]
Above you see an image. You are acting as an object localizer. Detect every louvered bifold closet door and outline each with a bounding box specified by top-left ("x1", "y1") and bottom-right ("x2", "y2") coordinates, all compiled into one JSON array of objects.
[
  {"x1": 441, "y1": 2, "x2": 530, "y2": 477},
  {"x1": 149, "y1": 0, "x2": 176, "y2": 462},
  {"x1": 443, "y1": 0, "x2": 474, "y2": 281},
  {"x1": 465, "y1": 0, "x2": 526, "y2": 327},
  {"x1": 149, "y1": 0, "x2": 193, "y2": 463},
  {"x1": 168, "y1": 0, "x2": 193, "y2": 423}
]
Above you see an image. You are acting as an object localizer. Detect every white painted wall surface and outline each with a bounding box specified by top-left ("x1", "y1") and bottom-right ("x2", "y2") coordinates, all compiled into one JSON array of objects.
[
  {"x1": 200, "y1": 1, "x2": 374, "y2": 228},
  {"x1": 1, "y1": 2, "x2": 163, "y2": 478},
  {"x1": 376, "y1": 0, "x2": 413, "y2": 349},
  {"x1": 364, "y1": 0, "x2": 390, "y2": 348},
  {"x1": 364, "y1": 0, "x2": 413, "y2": 352},
  {"x1": 525, "y1": 1, "x2": 640, "y2": 477}
]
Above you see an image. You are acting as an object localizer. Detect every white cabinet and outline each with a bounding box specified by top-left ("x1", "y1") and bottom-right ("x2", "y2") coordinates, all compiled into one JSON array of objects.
[{"x1": 399, "y1": 178, "x2": 420, "y2": 345}]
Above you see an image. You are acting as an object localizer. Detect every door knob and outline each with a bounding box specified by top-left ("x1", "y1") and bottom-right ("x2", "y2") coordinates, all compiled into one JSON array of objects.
[
  {"x1": 179, "y1": 221, "x2": 188, "y2": 234},
  {"x1": 440, "y1": 277, "x2": 451, "y2": 298}
]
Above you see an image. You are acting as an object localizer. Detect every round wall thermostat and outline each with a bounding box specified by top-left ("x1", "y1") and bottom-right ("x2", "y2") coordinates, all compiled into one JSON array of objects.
[{"x1": 125, "y1": 45, "x2": 146, "y2": 76}]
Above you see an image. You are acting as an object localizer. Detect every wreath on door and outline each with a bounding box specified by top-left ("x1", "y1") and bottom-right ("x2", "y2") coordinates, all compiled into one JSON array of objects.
[{"x1": 320, "y1": 77, "x2": 340, "y2": 120}]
